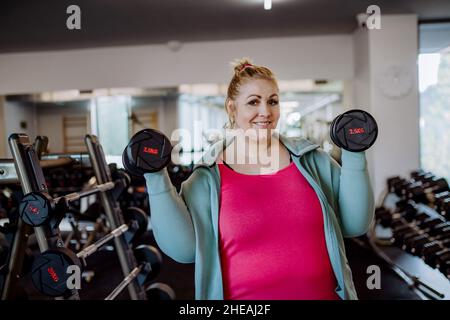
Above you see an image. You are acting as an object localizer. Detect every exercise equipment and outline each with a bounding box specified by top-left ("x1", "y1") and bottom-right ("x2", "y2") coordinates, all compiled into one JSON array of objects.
[
  {"x1": 1, "y1": 134, "x2": 151, "y2": 300},
  {"x1": 32, "y1": 243, "x2": 161, "y2": 298},
  {"x1": 122, "y1": 129, "x2": 172, "y2": 176},
  {"x1": 123, "y1": 207, "x2": 148, "y2": 242},
  {"x1": 330, "y1": 109, "x2": 378, "y2": 152},
  {"x1": 18, "y1": 180, "x2": 124, "y2": 227},
  {"x1": 145, "y1": 282, "x2": 176, "y2": 300}
]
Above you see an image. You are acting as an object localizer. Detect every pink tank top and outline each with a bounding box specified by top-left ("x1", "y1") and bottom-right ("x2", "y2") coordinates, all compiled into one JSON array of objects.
[{"x1": 218, "y1": 161, "x2": 339, "y2": 300}]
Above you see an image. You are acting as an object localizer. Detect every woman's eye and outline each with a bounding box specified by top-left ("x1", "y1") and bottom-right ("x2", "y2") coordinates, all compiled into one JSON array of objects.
[
  {"x1": 248, "y1": 100, "x2": 259, "y2": 106},
  {"x1": 269, "y1": 99, "x2": 279, "y2": 106}
]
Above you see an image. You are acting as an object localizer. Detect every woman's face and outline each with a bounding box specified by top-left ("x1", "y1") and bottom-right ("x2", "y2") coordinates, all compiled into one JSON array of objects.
[{"x1": 228, "y1": 78, "x2": 280, "y2": 133}]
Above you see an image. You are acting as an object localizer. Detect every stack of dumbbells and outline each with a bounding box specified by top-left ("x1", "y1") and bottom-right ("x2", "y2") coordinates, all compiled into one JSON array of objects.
[{"x1": 375, "y1": 170, "x2": 450, "y2": 280}]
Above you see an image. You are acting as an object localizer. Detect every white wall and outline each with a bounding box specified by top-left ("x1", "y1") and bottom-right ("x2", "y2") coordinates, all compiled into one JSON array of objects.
[
  {"x1": 0, "y1": 35, "x2": 354, "y2": 95},
  {"x1": 353, "y1": 15, "x2": 420, "y2": 201},
  {"x1": 0, "y1": 97, "x2": 6, "y2": 157},
  {"x1": 132, "y1": 96, "x2": 179, "y2": 135},
  {"x1": 37, "y1": 103, "x2": 90, "y2": 153}
]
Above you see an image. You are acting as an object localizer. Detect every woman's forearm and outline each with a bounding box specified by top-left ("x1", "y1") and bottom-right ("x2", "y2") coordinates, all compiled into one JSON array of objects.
[
  {"x1": 144, "y1": 168, "x2": 196, "y2": 263},
  {"x1": 337, "y1": 150, "x2": 375, "y2": 237}
]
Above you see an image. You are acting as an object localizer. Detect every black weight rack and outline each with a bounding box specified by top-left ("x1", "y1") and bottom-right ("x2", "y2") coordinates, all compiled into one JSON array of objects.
[{"x1": 0, "y1": 133, "x2": 147, "y2": 300}]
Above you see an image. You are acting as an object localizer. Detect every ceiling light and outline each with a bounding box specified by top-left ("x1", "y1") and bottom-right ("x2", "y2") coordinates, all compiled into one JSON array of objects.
[{"x1": 264, "y1": 0, "x2": 272, "y2": 10}]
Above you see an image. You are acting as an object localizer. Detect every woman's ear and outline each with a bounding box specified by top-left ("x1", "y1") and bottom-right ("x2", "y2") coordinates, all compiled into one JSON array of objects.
[{"x1": 225, "y1": 98, "x2": 235, "y2": 117}]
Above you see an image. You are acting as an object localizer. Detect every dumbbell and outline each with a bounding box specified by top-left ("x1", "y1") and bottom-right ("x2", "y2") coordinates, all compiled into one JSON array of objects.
[
  {"x1": 417, "y1": 217, "x2": 442, "y2": 230},
  {"x1": 19, "y1": 174, "x2": 130, "y2": 227},
  {"x1": 123, "y1": 207, "x2": 149, "y2": 243},
  {"x1": 434, "y1": 227, "x2": 450, "y2": 241},
  {"x1": 390, "y1": 179, "x2": 412, "y2": 197},
  {"x1": 104, "y1": 245, "x2": 163, "y2": 300},
  {"x1": 31, "y1": 242, "x2": 160, "y2": 297},
  {"x1": 411, "y1": 171, "x2": 436, "y2": 183},
  {"x1": 375, "y1": 207, "x2": 393, "y2": 228},
  {"x1": 421, "y1": 241, "x2": 443, "y2": 266},
  {"x1": 434, "y1": 249, "x2": 450, "y2": 270},
  {"x1": 435, "y1": 192, "x2": 450, "y2": 218},
  {"x1": 411, "y1": 170, "x2": 433, "y2": 180},
  {"x1": 402, "y1": 234, "x2": 431, "y2": 255},
  {"x1": 388, "y1": 215, "x2": 408, "y2": 230},
  {"x1": 329, "y1": 109, "x2": 378, "y2": 152},
  {"x1": 439, "y1": 261, "x2": 450, "y2": 278},
  {"x1": 387, "y1": 176, "x2": 403, "y2": 192},
  {"x1": 398, "y1": 203, "x2": 420, "y2": 222},
  {"x1": 427, "y1": 222, "x2": 450, "y2": 237},
  {"x1": 396, "y1": 208, "x2": 430, "y2": 226},
  {"x1": 122, "y1": 129, "x2": 172, "y2": 176},
  {"x1": 391, "y1": 225, "x2": 419, "y2": 246},
  {"x1": 145, "y1": 282, "x2": 176, "y2": 300},
  {"x1": 109, "y1": 164, "x2": 132, "y2": 200},
  {"x1": 406, "y1": 178, "x2": 449, "y2": 204}
]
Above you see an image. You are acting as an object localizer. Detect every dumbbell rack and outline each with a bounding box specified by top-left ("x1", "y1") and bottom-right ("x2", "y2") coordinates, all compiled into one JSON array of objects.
[
  {"x1": 1, "y1": 133, "x2": 69, "y2": 299},
  {"x1": 370, "y1": 192, "x2": 450, "y2": 299},
  {"x1": 0, "y1": 134, "x2": 147, "y2": 300},
  {"x1": 84, "y1": 134, "x2": 145, "y2": 300}
]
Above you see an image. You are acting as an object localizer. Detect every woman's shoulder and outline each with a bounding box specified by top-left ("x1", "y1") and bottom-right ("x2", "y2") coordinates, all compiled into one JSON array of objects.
[
  {"x1": 180, "y1": 167, "x2": 214, "y2": 206},
  {"x1": 279, "y1": 134, "x2": 320, "y2": 157}
]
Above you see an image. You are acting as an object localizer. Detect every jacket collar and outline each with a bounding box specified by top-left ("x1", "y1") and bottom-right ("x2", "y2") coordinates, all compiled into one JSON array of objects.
[{"x1": 194, "y1": 131, "x2": 320, "y2": 169}]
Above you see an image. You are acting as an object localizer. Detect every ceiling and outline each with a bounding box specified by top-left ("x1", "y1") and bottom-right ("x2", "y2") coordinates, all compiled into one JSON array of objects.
[{"x1": 1, "y1": 0, "x2": 449, "y2": 53}]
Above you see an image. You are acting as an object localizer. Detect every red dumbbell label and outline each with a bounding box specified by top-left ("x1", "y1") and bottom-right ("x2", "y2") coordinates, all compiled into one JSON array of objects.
[
  {"x1": 348, "y1": 128, "x2": 365, "y2": 135},
  {"x1": 28, "y1": 204, "x2": 40, "y2": 215},
  {"x1": 47, "y1": 267, "x2": 60, "y2": 282},
  {"x1": 143, "y1": 146, "x2": 159, "y2": 155}
]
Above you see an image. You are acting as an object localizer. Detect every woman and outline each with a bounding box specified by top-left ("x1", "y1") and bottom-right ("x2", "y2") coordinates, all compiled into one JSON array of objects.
[{"x1": 144, "y1": 59, "x2": 374, "y2": 300}]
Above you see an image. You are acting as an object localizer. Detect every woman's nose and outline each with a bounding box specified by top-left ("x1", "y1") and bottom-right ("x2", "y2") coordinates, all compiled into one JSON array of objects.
[{"x1": 258, "y1": 103, "x2": 271, "y2": 117}]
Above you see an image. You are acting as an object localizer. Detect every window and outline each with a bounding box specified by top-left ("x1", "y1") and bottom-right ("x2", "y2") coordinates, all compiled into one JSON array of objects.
[
  {"x1": 419, "y1": 22, "x2": 450, "y2": 180},
  {"x1": 91, "y1": 96, "x2": 130, "y2": 165}
]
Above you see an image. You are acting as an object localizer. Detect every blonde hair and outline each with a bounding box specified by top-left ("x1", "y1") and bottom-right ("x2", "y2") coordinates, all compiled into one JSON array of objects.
[{"x1": 224, "y1": 58, "x2": 278, "y2": 128}]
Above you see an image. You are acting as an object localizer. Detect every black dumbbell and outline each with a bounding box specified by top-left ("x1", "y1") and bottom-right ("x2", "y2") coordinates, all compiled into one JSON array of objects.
[
  {"x1": 407, "y1": 178, "x2": 449, "y2": 203},
  {"x1": 387, "y1": 176, "x2": 404, "y2": 193},
  {"x1": 19, "y1": 177, "x2": 127, "y2": 227},
  {"x1": 31, "y1": 243, "x2": 161, "y2": 297},
  {"x1": 427, "y1": 222, "x2": 450, "y2": 237},
  {"x1": 330, "y1": 109, "x2": 378, "y2": 152},
  {"x1": 436, "y1": 196, "x2": 450, "y2": 218},
  {"x1": 435, "y1": 191, "x2": 450, "y2": 202},
  {"x1": 411, "y1": 170, "x2": 432, "y2": 180},
  {"x1": 390, "y1": 215, "x2": 407, "y2": 229},
  {"x1": 434, "y1": 249, "x2": 450, "y2": 269},
  {"x1": 403, "y1": 234, "x2": 430, "y2": 254},
  {"x1": 391, "y1": 180, "x2": 412, "y2": 197},
  {"x1": 400, "y1": 203, "x2": 419, "y2": 222},
  {"x1": 434, "y1": 227, "x2": 450, "y2": 241},
  {"x1": 146, "y1": 282, "x2": 176, "y2": 300},
  {"x1": 440, "y1": 238, "x2": 450, "y2": 249},
  {"x1": 415, "y1": 240, "x2": 437, "y2": 257},
  {"x1": 31, "y1": 247, "x2": 83, "y2": 297},
  {"x1": 375, "y1": 207, "x2": 392, "y2": 228},
  {"x1": 418, "y1": 217, "x2": 442, "y2": 230},
  {"x1": 412, "y1": 172, "x2": 436, "y2": 184},
  {"x1": 411, "y1": 212, "x2": 430, "y2": 224},
  {"x1": 421, "y1": 241, "x2": 443, "y2": 266},
  {"x1": 122, "y1": 129, "x2": 172, "y2": 176},
  {"x1": 123, "y1": 207, "x2": 148, "y2": 242},
  {"x1": 391, "y1": 226, "x2": 419, "y2": 246}
]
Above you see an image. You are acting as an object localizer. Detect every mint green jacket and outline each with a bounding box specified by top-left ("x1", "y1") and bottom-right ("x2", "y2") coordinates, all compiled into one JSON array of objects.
[{"x1": 144, "y1": 134, "x2": 374, "y2": 300}]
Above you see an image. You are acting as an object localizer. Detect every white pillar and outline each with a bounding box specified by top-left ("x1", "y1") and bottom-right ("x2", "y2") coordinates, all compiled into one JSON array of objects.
[
  {"x1": 0, "y1": 96, "x2": 6, "y2": 157},
  {"x1": 353, "y1": 14, "x2": 420, "y2": 202}
]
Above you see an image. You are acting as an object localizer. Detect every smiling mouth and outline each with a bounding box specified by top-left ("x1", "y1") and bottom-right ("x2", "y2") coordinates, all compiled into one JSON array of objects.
[{"x1": 252, "y1": 121, "x2": 272, "y2": 125}]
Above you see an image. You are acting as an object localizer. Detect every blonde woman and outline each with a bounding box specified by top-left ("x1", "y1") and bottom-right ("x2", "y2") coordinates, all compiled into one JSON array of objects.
[{"x1": 145, "y1": 59, "x2": 374, "y2": 300}]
